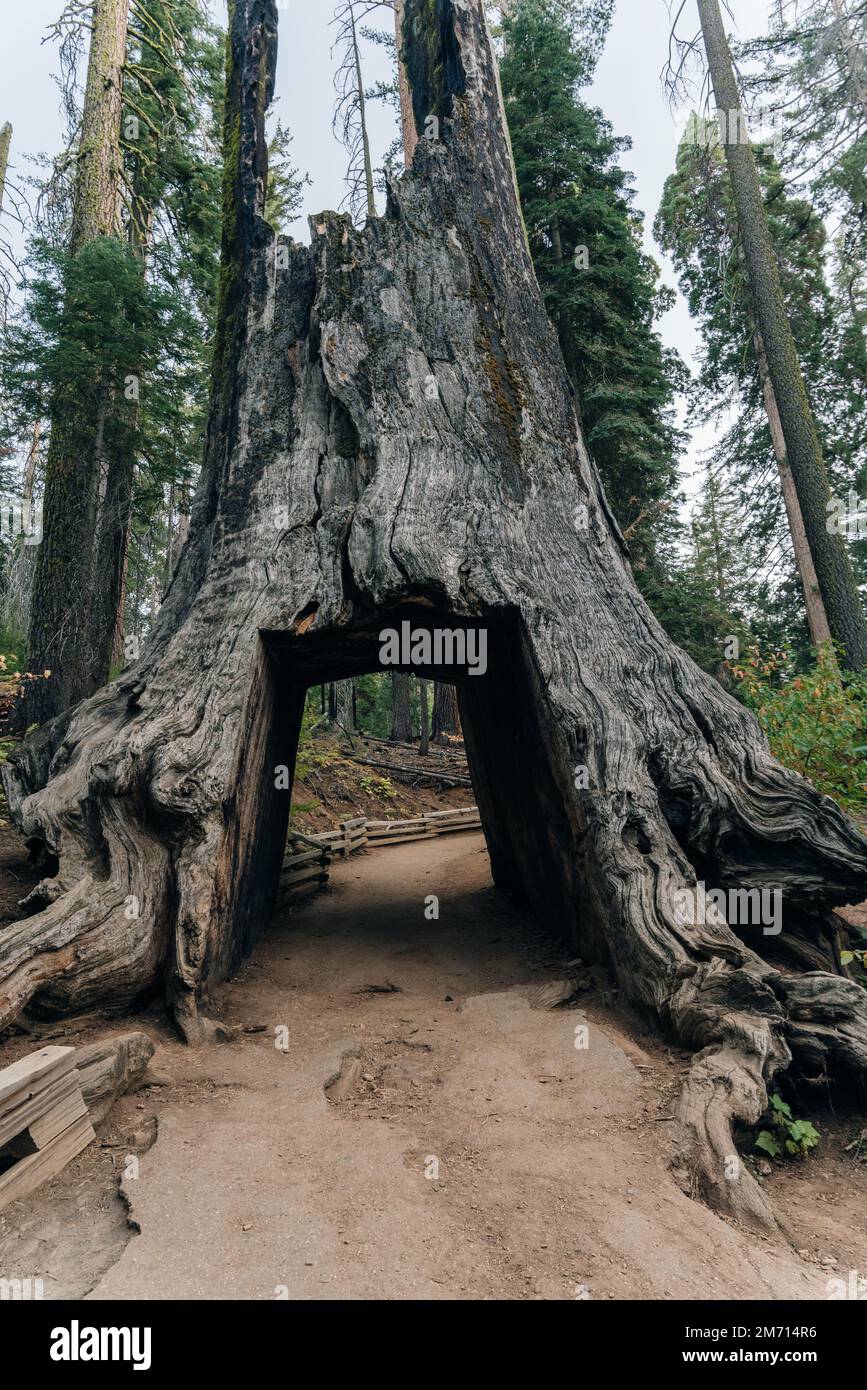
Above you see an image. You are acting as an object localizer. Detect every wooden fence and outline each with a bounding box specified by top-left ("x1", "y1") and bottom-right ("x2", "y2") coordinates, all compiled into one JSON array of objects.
[{"x1": 279, "y1": 806, "x2": 481, "y2": 898}]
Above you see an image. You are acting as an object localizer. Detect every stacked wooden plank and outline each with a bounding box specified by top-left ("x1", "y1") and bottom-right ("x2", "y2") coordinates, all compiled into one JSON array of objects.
[{"x1": 0, "y1": 1046, "x2": 95, "y2": 1214}]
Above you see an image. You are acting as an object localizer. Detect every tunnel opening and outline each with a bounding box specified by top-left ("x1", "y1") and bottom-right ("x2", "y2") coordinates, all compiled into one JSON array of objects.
[{"x1": 210, "y1": 605, "x2": 586, "y2": 990}]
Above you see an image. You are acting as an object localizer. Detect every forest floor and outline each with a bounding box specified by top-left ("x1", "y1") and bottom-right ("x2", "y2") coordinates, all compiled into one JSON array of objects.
[
  {"x1": 287, "y1": 730, "x2": 473, "y2": 834},
  {"x1": 0, "y1": 831, "x2": 865, "y2": 1301}
]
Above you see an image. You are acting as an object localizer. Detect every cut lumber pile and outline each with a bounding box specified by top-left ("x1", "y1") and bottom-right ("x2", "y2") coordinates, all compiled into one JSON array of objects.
[{"x1": 0, "y1": 1046, "x2": 95, "y2": 1213}]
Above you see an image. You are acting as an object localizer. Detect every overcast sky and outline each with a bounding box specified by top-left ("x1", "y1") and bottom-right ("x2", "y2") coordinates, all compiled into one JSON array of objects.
[{"x1": 1, "y1": 0, "x2": 770, "y2": 491}]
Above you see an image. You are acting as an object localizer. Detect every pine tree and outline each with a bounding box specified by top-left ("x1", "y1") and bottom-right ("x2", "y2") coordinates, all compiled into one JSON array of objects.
[
  {"x1": 2, "y1": 0, "x2": 226, "y2": 721},
  {"x1": 264, "y1": 120, "x2": 308, "y2": 233},
  {"x1": 654, "y1": 118, "x2": 860, "y2": 649},
  {"x1": 499, "y1": 0, "x2": 685, "y2": 577},
  {"x1": 16, "y1": 0, "x2": 130, "y2": 725},
  {"x1": 738, "y1": 0, "x2": 867, "y2": 249},
  {"x1": 694, "y1": 0, "x2": 867, "y2": 670},
  {"x1": 90, "y1": 0, "x2": 225, "y2": 684},
  {"x1": 333, "y1": 1, "x2": 381, "y2": 222}
]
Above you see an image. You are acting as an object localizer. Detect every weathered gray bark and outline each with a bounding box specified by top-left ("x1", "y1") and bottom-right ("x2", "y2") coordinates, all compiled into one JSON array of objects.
[
  {"x1": 697, "y1": 0, "x2": 867, "y2": 670},
  {"x1": 2, "y1": 0, "x2": 867, "y2": 1236}
]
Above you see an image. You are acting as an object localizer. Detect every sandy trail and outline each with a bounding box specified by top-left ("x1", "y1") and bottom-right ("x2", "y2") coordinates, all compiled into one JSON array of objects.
[{"x1": 72, "y1": 833, "x2": 838, "y2": 1301}]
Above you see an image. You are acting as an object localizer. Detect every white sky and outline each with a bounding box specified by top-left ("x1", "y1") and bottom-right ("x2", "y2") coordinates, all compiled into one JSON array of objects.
[{"x1": 0, "y1": 0, "x2": 770, "y2": 493}]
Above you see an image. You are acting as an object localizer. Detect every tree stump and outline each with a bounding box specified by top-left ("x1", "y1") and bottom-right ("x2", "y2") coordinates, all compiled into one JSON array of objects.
[{"x1": 2, "y1": 0, "x2": 867, "y2": 1232}]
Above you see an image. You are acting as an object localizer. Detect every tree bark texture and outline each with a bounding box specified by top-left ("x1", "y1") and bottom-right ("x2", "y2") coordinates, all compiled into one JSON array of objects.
[
  {"x1": 753, "y1": 329, "x2": 832, "y2": 648},
  {"x1": 70, "y1": 0, "x2": 128, "y2": 254},
  {"x1": 3, "y1": 0, "x2": 867, "y2": 1235},
  {"x1": 697, "y1": 0, "x2": 867, "y2": 670},
  {"x1": 431, "y1": 680, "x2": 459, "y2": 741},
  {"x1": 390, "y1": 671, "x2": 413, "y2": 742}
]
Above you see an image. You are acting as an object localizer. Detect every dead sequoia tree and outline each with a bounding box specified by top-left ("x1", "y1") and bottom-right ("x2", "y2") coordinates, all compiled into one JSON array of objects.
[{"x1": 2, "y1": 0, "x2": 867, "y2": 1232}]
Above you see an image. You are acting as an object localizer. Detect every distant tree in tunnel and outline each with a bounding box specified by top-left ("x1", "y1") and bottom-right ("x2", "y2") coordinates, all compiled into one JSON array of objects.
[
  {"x1": 389, "y1": 670, "x2": 412, "y2": 742},
  {"x1": 417, "y1": 677, "x2": 429, "y2": 755},
  {"x1": 431, "y1": 681, "x2": 459, "y2": 743}
]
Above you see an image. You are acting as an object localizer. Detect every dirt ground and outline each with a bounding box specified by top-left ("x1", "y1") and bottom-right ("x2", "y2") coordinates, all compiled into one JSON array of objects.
[{"x1": 1, "y1": 832, "x2": 865, "y2": 1301}]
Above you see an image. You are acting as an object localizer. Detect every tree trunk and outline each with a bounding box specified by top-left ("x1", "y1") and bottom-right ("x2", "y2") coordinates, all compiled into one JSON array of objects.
[
  {"x1": 390, "y1": 671, "x2": 412, "y2": 743},
  {"x1": 3, "y1": 0, "x2": 867, "y2": 1239},
  {"x1": 705, "y1": 471, "x2": 728, "y2": 608},
  {"x1": 753, "y1": 329, "x2": 832, "y2": 648},
  {"x1": 333, "y1": 678, "x2": 354, "y2": 733},
  {"x1": 17, "y1": 0, "x2": 129, "y2": 726},
  {"x1": 88, "y1": 190, "x2": 154, "y2": 691},
  {"x1": 697, "y1": 0, "x2": 867, "y2": 670},
  {"x1": 830, "y1": 0, "x2": 867, "y2": 123},
  {"x1": 394, "y1": 0, "x2": 418, "y2": 166},
  {"x1": 349, "y1": 4, "x2": 376, "y2": 219},
  {"x1": 431, "y1": 681, "x2": 458, "y2": 742},
  {"x1": 0, "y1": 122, "x2": 11, "y2": 214},
  {"x1": 3, "y1": 418, "x2": 42, "y2": 638},
  {"x1": 418, "y1": 677, "x2": 429, "y2": 755},
  {"x1": 70, "y1": 0, "x2": 128, "y2": 254}
]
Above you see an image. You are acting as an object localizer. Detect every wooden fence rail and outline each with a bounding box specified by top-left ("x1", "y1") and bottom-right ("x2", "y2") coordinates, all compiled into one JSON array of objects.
[{"x1": 280, "y1": 806, "x2": 482, "y2": 898}]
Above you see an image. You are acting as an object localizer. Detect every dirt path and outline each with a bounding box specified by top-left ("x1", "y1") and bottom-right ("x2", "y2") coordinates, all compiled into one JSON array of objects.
[
  {"x1": 2, "y1": 832, "x2": 863, "y2": 1300},
  {"x1": 21, "y1": 833, "x2": 839, "y2": 1302}
]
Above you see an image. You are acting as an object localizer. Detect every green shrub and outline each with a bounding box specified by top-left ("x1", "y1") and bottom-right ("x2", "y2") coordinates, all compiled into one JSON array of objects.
[
  {"x1": 755, "y1": 1092, "x2": 820, "y2": 1160},
  {"x1": 731, "y1": 645, "x2": 867, "y2": 811}
]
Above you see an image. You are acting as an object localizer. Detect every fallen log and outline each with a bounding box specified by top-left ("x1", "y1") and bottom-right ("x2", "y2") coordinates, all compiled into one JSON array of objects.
[
  {"x1": 75, "y1": 1032, "x2": 156, "y2": 1126},
  {"x1": 353, "y1": 757, "x2": 473, "y2": 787}
]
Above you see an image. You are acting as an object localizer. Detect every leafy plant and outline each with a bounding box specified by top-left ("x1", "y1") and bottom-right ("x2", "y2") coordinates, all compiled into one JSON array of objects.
[
  {"x1": 731, "y1": 644, "x2": 867, "y2": 810},
  {"x1": 359, "y1": 774, "x2": 397, "y2": 799},
  {"x1": 841, "y1": 942, "x2": 867, "y2": 987},
  {"x1": 755, "y1": 1092, "x2": 820, "y2": 1160}
]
